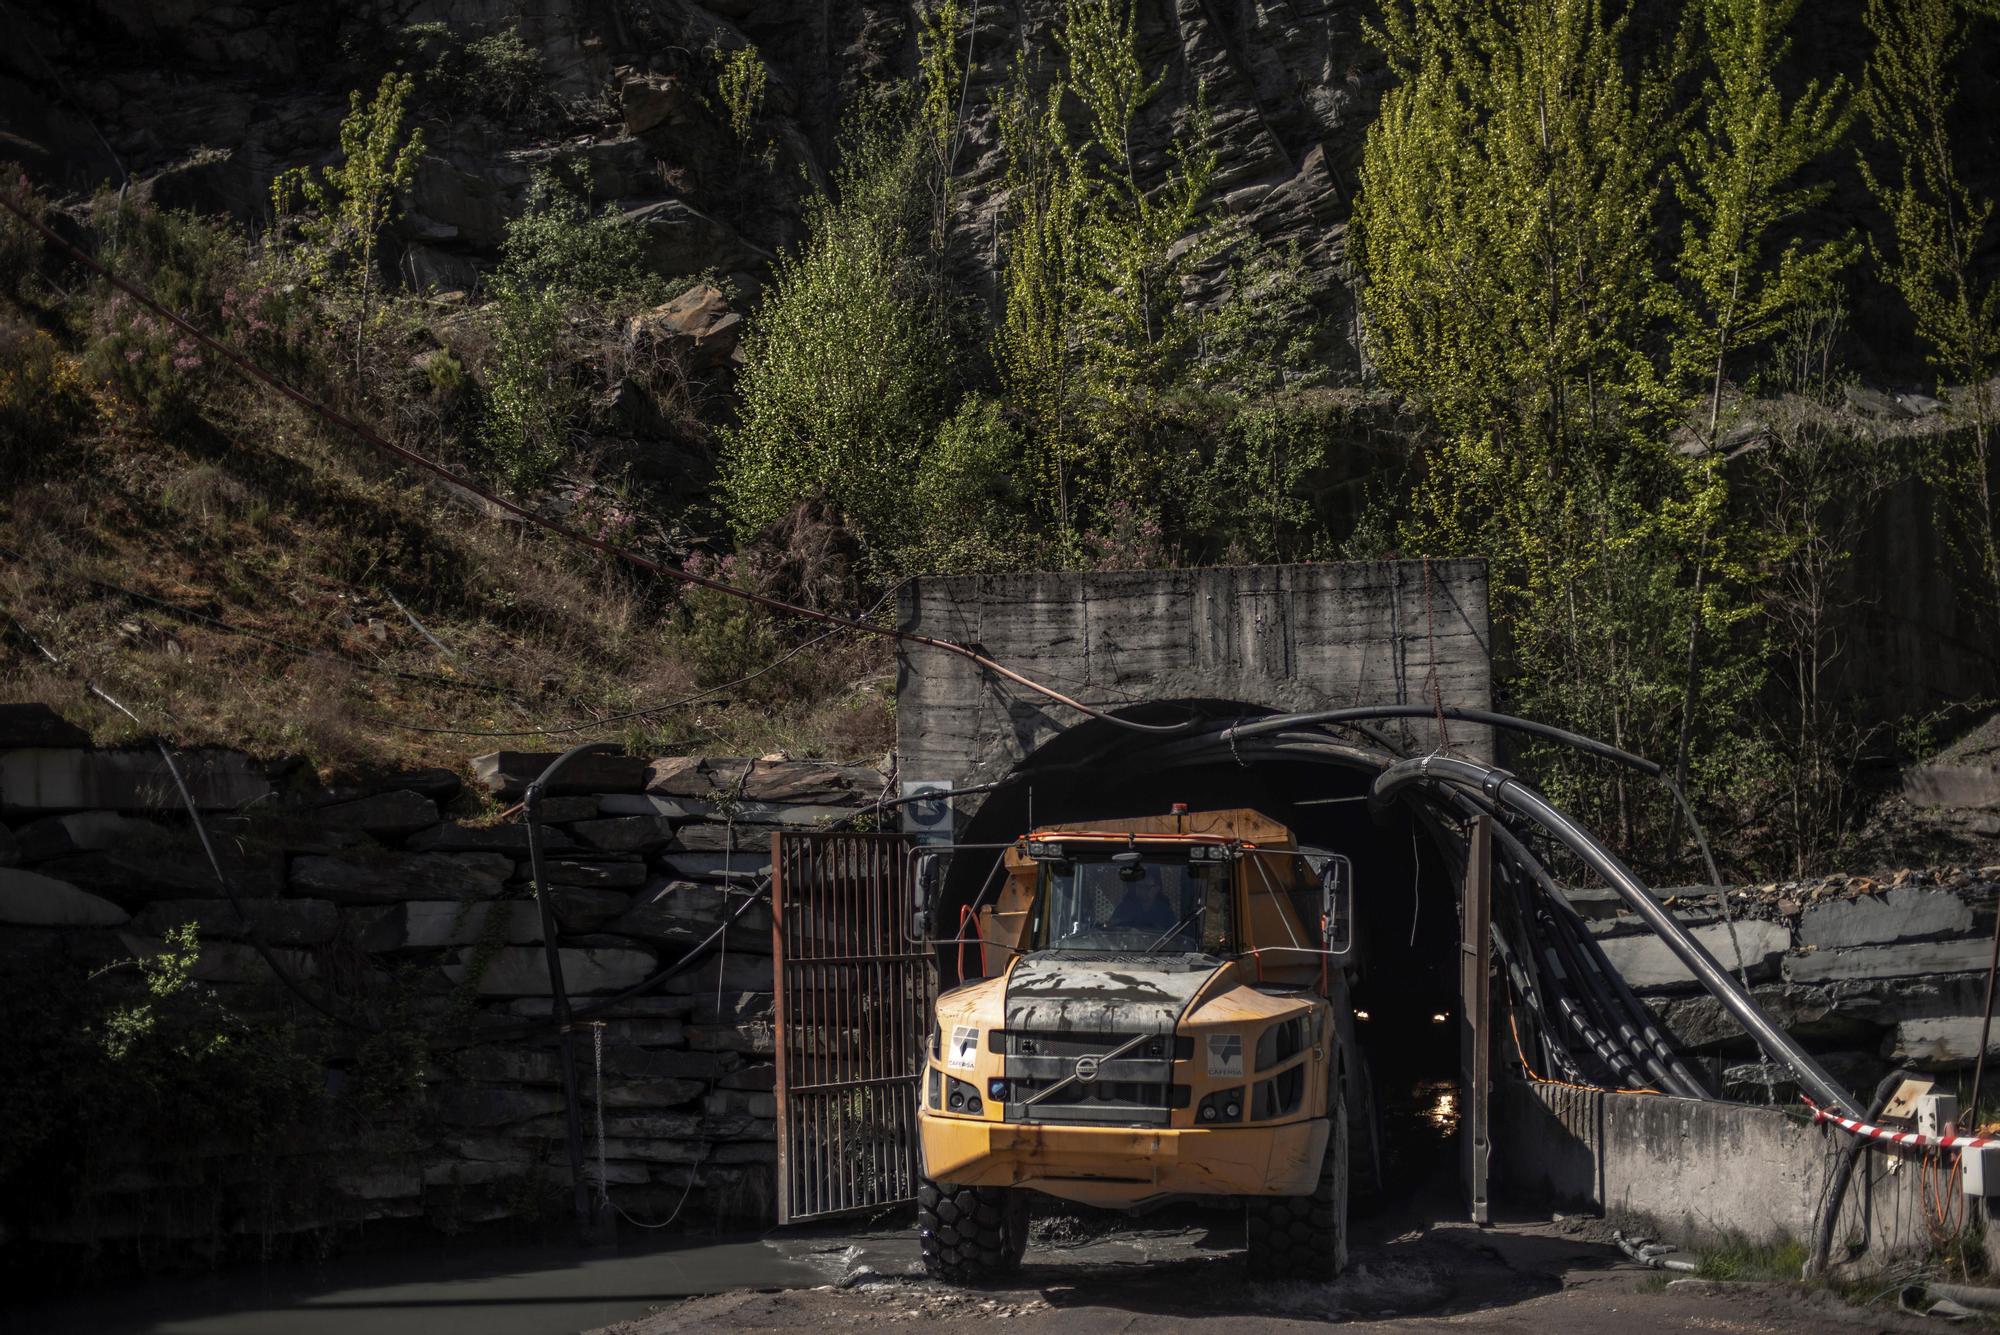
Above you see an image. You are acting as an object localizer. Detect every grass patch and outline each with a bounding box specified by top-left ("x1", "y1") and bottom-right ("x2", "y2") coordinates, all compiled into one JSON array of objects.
[{"x1": 1693, "y1": 1237, "x2": 1808, "y2": 1282}]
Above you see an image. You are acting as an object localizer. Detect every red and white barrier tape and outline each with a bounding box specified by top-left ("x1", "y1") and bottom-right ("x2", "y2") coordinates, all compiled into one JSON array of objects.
[{"x1": 1802, "y1": 1096, "x2": 1998, "y2": 1152}]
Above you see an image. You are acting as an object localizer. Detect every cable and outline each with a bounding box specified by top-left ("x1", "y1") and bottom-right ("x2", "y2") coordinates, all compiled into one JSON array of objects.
[
  {"x1": 0, "y1": 186, "x2": 1195, "y2": 739},
  {"x1": 0, "y1": 542, "x2": 526, "y2": 699}
]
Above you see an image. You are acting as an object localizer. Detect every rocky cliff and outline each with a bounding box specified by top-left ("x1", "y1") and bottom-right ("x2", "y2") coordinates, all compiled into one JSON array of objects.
[{"x1": 5, "y1": 0, "x2": 1377, "y2": 337}]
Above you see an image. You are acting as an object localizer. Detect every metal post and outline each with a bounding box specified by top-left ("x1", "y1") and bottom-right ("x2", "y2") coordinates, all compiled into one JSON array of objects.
[
  {"x1": 1460, "y1": 814, "x2": 1492, "y2": 1225},
  {"x1": 525, "y1": 742, "x2": 620, "y2": 1242}
]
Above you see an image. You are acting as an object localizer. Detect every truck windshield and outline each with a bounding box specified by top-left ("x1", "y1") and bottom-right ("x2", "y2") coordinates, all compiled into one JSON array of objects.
[{"x1": 1034, "y1": 856, "x2": 1232, "y2": 954}]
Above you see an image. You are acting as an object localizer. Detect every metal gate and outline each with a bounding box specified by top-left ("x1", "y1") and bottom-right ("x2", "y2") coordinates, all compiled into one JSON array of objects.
[{"x1": 769, "y1": 831, "x2": 936, "y2": 1223}]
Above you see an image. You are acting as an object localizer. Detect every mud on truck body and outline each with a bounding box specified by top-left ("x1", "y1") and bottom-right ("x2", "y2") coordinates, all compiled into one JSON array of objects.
[{"x1": 913, "y1": 806, "x2": 1371, "y2": 1282}]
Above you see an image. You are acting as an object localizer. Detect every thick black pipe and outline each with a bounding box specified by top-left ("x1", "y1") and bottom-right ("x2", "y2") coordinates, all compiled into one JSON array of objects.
[
  {"x1": 1808, "y1": 1068, "x2": 1918, "y2": 1276},
  {"x1": 524, "y1": 742, "x2": 620, "y2": 1241},
  {"x1": 1371, "y1": 754, "x2": 1855, "y2": 1113}
]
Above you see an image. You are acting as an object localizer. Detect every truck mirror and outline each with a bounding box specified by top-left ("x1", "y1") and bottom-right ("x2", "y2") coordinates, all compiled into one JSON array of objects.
[{"x1": 1319, "y1": 855, "x2": 1353, "y2": 956}]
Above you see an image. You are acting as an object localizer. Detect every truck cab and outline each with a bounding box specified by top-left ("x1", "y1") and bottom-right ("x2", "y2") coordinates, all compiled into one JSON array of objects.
[{"x1": 914, "y1": 806, "x2": 1361, "y2": 1282}]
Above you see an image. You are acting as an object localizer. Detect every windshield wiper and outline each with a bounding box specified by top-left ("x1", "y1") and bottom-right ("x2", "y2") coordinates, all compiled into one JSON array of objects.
[{"x1": 1145, "y1": 901, "x2": 1205, "y2": 953}]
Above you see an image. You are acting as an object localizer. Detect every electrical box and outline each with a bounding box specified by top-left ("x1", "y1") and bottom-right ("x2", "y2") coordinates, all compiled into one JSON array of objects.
[
  {"x1": 1918, "y1": 1092, "x2": 1960, "y2": 1140},
  {"x1": 1962, "y1": 1145, "x2": 2000, "y2": 1197}
]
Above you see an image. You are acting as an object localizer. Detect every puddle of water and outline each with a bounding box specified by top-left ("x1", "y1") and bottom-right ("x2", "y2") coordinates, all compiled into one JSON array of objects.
[{"x1": 10, "y1": 1231, "x2": 848, "y2": 1335}]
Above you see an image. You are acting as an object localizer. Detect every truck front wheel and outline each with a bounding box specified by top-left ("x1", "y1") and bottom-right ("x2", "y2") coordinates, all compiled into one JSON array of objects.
[
  {"x1": 1245, "y1": 1088, "x2": 1349, "y2": 1282},
  {"x1": 917, "y1": 1177, "x2": 1029, "y2": 1282}
]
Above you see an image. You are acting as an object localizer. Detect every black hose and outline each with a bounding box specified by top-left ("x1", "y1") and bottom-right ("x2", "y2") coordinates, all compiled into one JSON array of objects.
[
  {"x1": 1808, "y1": 1068, "x2": 1918, "y2": 1277},
  {"x1": 1372, "y1": 753, "x2": 1855, "y2": 1113}
]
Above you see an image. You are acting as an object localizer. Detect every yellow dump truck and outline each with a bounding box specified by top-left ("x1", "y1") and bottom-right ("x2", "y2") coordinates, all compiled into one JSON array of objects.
[{"x1": 915, "y1": 806, "x2": 1360, "y2": 1281}]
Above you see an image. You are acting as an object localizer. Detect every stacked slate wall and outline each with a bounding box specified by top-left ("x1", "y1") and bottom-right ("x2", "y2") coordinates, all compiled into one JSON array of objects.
[
  {"x1": 1570, "y1": 868, "x2": 2000, "y2": 1097},
  {"x1": 0, "y1": 703, "x2": 885, "y2": 1265}
]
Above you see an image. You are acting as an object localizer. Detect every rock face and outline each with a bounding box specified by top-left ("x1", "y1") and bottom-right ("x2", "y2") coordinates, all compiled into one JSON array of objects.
[{"x1": 4, "y1": 0, "x2": 1383, "y2": 366}]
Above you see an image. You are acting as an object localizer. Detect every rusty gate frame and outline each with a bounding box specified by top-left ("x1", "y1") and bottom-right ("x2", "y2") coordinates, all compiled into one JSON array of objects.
[{"x1": 770, "y1": 831, "x2": 937, "y2": 1223}]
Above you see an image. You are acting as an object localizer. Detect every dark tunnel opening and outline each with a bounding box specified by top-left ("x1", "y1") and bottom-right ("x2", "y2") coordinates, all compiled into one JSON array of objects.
[{"x1": 937, "y1": 699, "x2": 1471, "y2": 1200}]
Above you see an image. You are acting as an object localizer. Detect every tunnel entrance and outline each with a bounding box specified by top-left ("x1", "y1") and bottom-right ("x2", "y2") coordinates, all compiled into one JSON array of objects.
[{"x1": 938, "y1": 699, "x2": 1472, "y2": 1205}]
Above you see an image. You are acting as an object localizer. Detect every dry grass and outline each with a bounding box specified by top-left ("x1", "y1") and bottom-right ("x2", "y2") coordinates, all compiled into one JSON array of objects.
[{"x1": 0, "y1": 360, "x2": 892, "y2": 781}]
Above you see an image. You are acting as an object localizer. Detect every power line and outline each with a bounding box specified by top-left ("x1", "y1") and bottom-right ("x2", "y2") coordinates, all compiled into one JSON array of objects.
[{"x1": 0, "y1": 186, "x2": 1195, "y2": 738}]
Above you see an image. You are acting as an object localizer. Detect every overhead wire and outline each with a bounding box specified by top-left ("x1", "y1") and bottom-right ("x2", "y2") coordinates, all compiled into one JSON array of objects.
[{"x1": 0, "y1": 187, "x2": 1196, "y2": 739}]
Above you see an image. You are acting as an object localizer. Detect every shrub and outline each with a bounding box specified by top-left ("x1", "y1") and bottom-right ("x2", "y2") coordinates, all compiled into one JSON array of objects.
[
  {"x1": 498, "y1": 166, "x2": 655, "y2": 303},
  {"x1": 396, "y1": 22, "x2": 552, "y2": 129},
  {"x1": 479, "y1": 282, "x2": 582, "y2": 491},
  {"x1": 80, "y1": 197, "x2": 244, "y2": 431},
  {"x1": 715, "y1": 45, "x2": 769, "y2": 142},
  {"x1": 0, "y1": 321, "x2": 93, "y2": 475}
]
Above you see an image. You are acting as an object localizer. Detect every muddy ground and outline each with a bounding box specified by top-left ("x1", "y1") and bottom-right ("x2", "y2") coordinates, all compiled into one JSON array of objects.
[{"x1": 594, "y1": 1207, "x2": 1932, "y2": 1335}]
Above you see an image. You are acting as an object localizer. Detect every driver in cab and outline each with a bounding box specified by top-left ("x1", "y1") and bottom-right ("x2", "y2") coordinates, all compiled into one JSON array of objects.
[{"x1": 1108, "y1": 866, "x2": 1179, "y2": 933}]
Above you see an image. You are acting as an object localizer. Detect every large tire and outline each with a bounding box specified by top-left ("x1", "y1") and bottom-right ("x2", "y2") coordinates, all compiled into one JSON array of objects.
[
  {"x1": 1245, "y1": 1084, "x2": 1349, "y2": 1282},
  {"x1": 917, "y1": 1176, "x2": 1029, "y2": 1282}
]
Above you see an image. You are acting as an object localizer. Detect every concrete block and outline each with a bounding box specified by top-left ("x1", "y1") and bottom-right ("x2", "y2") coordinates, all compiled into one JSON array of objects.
[
  {"x1": 0, "y1": 867, "x2": 129, "y2": 926},
  {"x1": 445, "y1": 945, "x2": 657, "y2": 996},
  {"x1": 133, "y1": 897, "x2": 338, "y2": 946},
  {"x1": 0, "y1": 747, "x2": 270, "y2": 813},
  {"x1": 316, "y1": 789, "x2": 439, "y2": 838},
  {"x1": 470, "y1": 751, "x2": 648, "y2": 799},
  {"x1": 1595, "y1": 920, "x2": 1791, "y2": 990},
  {"x1": 1785, "y1": 938, "x2": 1999, "y2": 983},
  {"x1": 1798, "y1": 888, "x2": 1974, "y2": 949}
]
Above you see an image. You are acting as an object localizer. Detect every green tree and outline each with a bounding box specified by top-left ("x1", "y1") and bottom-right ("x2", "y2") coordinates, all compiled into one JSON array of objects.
[
  {"x1": 994, "y1": 0, "x2": 1225, "y2": 553},
  {"x1": 718, "y1": 6, "x2": 971, "y2": 568},
  {"x1": 1665, "y1": 0, "x2": 1853, "y2": 795},
  {"x1": 1860, "y1": 0, "x2": 2000, "y2": 609},
  {"x1": 1672, "y1": 0, "x2": 1853, "y2": 441},
  {"x1": 270, "y1": 73, "x2": 425, "y2": 374},
  {"x1": 1353, "y1": 0, "x2": 1765, "y2": 851},
  {"x1": 271, "y1": 73, "x2": 425, "y2": 297}
]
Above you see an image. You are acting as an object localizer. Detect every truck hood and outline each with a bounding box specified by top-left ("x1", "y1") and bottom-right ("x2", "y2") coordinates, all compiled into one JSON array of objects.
[{"x1": 1003, "y1": 951, "x2": 1221, "y2": 1035}]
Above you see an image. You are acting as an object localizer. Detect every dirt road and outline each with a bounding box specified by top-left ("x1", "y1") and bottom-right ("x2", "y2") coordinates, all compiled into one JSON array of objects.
[{"x1": 595, "y1": 1211, "x2": 1923, "y2": 1335}]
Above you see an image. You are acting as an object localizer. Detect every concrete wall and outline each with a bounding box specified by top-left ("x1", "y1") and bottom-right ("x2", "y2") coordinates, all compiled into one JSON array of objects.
[
  {"x1": 1499, "y1": 1080, "x2": 1931, "y2": 1269},
  {"x1": 0, "y1": 707, "x2": 882, "y2": 1260},
  {"x1": 894, "y1": 561, "x2": 1492, "y2": 832}
]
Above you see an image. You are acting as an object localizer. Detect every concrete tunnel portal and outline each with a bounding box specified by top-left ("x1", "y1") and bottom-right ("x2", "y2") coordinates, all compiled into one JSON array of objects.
[
  {"x1": 894, "y1": 565, "x2": 1495, "y2": 1201},
  {"x1": 939, "y1": 698, "x2": 1473, "y2": 1197}
]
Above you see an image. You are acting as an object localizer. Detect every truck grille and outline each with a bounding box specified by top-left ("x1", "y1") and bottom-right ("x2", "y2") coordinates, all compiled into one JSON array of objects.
[{"x1": 999, "y1": 1029, "x2": 1189, "y2": 1126}]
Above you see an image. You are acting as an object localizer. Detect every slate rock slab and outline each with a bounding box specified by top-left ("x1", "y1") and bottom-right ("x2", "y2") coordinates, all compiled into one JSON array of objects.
[
  {"x1": 0, "y1": 703, "x2": 92, "y2": 747},
  {"x1": 407, "y1": 822, "x2": 575, "y2": 855},
  {"x1": 471, "y1": 751, "x2": 648, "y2": 800},
  {"x1": 1594, "y1": 920, "x2": 1791, "y2": 990},
  {"x1": 359, "y1": 900, "x2": 544, "y2": 951},
  {"x1": 316, "y1": 789, "x2": 439, "y2": 838},
  {"x1": 0, "y1": 867, "x2": 130, "y2": 926},
  {"x1": 290, "y1": 851, "x2": 512, "y2": 902},
  {"x1": 446, "y1": 944, "x2": 657, "y2": 995},
  {"x1": 0, "y1": 747, "x2": 270, "y2": 812},
  {"x1": 1798, "y1": 888, "x2": 1974, "y2": 950},
  {"x1": 134, "y1": 897, "x2": 338, "y2": 946}
]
